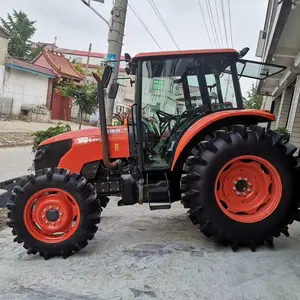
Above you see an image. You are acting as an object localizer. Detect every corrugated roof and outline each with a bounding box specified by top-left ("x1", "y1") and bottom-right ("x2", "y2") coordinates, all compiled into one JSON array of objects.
[
  {"x1": 33, "y1": 50, "x2": 83, "y2": 81},
  {"x1": 6, "y1": 58, "x2": 56, "y2": 78},
  {"x1": 56, "y1": 48, "x2": 125, "y2": 60}
]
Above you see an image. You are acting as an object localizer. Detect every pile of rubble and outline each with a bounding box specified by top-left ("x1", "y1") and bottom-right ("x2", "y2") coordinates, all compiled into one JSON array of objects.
[{"x1": 19, "y1": 104, "x2": 51, "y2": 123}]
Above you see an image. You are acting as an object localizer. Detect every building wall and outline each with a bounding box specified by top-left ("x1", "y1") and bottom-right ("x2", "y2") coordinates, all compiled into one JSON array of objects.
[
  {"x1": 276, "y1": 86, "x2": 294, "y2": 128},
  {"x1": 270, "y1": 96, "x2": 280, "y2": 130},
  {"x1": 1, "y1": 68, "x2": 49, "y2": 117},
  {"x1": 288, "y1": 76, "x2": 300, "y2": 148},
  {"x1": 287, "y1": 76, "x2": 300, "y2": 133},
  {"x1": 0, "y1": 36, "x2": 8, "y2": 66},
  {"x1": 64, "y1": 54, "x2": 103, "y2": 66}
]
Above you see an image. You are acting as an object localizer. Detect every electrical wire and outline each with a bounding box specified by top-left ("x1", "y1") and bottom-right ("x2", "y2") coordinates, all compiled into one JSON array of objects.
[
  {"x1": 205, "y1": 0, "x2": 220, "y2": 48},
  {"x1": 197, "y1": 0, "x2": 214, "y2": 48},
  {"x1": 214, "y1": 0, "x2": 224, "y2": 47},
  {"x1": 228, "y1": 0, "x2": 234, "y2": 47},
  {"x1": 148, "y1": 0, "x2": 180, "y2": 50},
  {"x1": 128, "y1": 2, "x2": 163, "y2": 50},
  {"x1": 220, "y1": 0, "x2": 229, "y2": 47}
]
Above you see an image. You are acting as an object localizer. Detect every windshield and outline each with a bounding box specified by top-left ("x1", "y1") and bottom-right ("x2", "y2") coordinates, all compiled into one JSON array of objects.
[
  {"x1": 140, "y1": 54, "x2": 240, "y2": 169},
  {"x1": 141, "y1": 55, "x2": 238, "y2": 122}
]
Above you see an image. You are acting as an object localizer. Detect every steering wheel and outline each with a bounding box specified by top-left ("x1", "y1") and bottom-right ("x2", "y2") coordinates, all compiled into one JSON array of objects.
[{"x1": 155, "y1": 110, "x2": 178, "y2": 134}]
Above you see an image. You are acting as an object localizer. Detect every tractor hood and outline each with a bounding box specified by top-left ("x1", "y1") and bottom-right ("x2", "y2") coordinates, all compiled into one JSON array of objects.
[
  {"x1": 40, "y1": 126, "x2": 127, "y2": 146},
  {"x1": 36, "y1": 125, "x2": 130, "y2": 174}
]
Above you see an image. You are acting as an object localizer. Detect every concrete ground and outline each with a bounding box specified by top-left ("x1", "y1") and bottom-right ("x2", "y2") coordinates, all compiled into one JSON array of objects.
[
  {"x1": 0, "y1": 147, "x2": 300, "y2": 299},
  {"x1": 0, "y1": 119, "x2": 93, "y2": 133}
]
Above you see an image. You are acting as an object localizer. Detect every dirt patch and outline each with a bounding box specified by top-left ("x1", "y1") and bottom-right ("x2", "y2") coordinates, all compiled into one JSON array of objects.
[
  {"x1": 0, "y1": 132, "x2": 33, "y2": 148},
  {"x1": 0, "y1": 208, "x2": 8, "y2": 231}
]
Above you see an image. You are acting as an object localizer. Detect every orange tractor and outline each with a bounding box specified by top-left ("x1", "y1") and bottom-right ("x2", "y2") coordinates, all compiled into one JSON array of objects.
[{"x1": 6, "y1": 48, "x2": 300, "y2": 259}]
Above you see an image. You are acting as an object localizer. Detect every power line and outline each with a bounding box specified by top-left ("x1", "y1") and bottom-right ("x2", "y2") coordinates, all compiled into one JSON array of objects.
[
  {"x1": 220, "y1": 0, "x2": 229, "y2": 47},
  {"x1": 214, "y1": 0, "x2": 224, "y2": 47},
  {"x1": 228, "y1": 0, "x2": 234, "y2": 47},
  {"x1": 205, "y1": 0, "x2": 220, "y2": 48},
  {"x1": 197, "y1": 0, "x2": 214, "y2": 48},
  {"x1": 128, "y1": 2, "x2": 163, "y2": 50},
  {"x1": 148, "y1": 0, "x2": 180, "y2": 50}
]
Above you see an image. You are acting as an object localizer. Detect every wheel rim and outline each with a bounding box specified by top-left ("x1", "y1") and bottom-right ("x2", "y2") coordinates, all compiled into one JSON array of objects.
[
  {"x1": 214, "y1": 155, "x2": 282, "y2": 223},
  {"x1": 24, "y1": 188, "x2": 81, "y2": 243}
]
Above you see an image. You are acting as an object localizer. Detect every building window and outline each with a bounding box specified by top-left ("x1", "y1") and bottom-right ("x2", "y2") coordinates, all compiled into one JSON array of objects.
[
  {"x1": 152, "y1": 79, "x2": 164, "y2": 91},
  {"x1": 118, "y1": 78, "x2": 125, "y2": 85},
  {"x1": 74, "y1": 57, "x2": 83, "y2": 63}
]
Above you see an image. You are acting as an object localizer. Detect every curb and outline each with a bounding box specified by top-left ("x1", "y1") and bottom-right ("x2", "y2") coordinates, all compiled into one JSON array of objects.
[{"x1": 0, "y1": 141, "x2": 33, "y2": 148}]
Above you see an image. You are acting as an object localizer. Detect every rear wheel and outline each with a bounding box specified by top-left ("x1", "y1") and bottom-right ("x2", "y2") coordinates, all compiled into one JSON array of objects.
[
  {"x1": 181, "y1": 125, "x2": 298, "y2": 250},
  {"x1": 7, "y1": 168, "x2": 101, "y2": 259}
]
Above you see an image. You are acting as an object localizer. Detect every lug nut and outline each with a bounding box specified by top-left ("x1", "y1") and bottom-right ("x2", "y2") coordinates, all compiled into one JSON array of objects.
[
  {"x1": 233, "y1": 187, "x2": 236, "y2": 190},
  {"x1": 236, "y1": 192, "x2": 240, "y2": 195},
  {"x1": 52, "y1": 222, "x2": 55, "y2": 226},
  {"x1": 234, "y1": 181, "x2": 237, "y2": 184},
  {"x1": 238, "y1": 177, "x2": 242, "y2": 180},
  {"x1": 248, "y1": 183, "x2": 252, "y2": 186},
  {"x1": 59, "y1": 213, "x2": 63, "y2": 216},
  {"x1": 248, "y1": 188, "x2": 251, "y2": 192},
  {"x1": 50, "y1": 206, "x2": 53, "y2": 209},
  {"x1": 58, "y1": 219, "x2": 61, "y2": 223},
  {"x1": 46, "y1": 221, "x2": 49, "y2": 224},
  {"x1": 244, "y1": 178, "x2": 248, "y2": 181},
  {"x1": 243, "y1": 192, "x2": 246, "y2": 196},
  {"x1": 42, "y1": 215, "x2": 45, "y2": 219},
  {"x1": 44, "y1": 208, "x2": 47, "y2": 212}
]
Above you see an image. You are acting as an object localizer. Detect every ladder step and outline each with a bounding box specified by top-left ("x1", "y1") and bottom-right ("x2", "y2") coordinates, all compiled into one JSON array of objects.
[
  {"x1": 149, "y1": 204, "x2": 171, "y2": 211},
  {"x1": 148, "y1": 186, "x2": 168, "y2": 193}
]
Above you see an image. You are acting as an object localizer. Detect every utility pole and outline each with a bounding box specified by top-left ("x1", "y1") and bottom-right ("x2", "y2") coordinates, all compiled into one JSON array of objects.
[
  {"x1": 81, "y1": 0, "x2": 128, "y2": 124},
  {"x1": 105, "y1": 0, "x2": 128, "y2": 124},
  {"x1": 84, "y1": 43, "x2": 92, "y2": 83}
]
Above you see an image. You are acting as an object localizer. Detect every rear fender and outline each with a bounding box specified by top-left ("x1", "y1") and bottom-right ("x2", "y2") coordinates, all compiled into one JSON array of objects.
[{"x1": 171, "y1": 109, "x2": 275, "y2": 171}]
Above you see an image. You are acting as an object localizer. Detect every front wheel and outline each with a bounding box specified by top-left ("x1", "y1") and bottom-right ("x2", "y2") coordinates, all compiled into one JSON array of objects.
[
  {"x1": 7, "y1": 168, "x2": 101, "y2": 259},
  {"x1": 181, "y1": 125, "x2": 298, "y2": 250}
]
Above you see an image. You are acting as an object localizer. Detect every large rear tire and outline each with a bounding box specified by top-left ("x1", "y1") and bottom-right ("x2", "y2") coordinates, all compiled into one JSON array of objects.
[
  {"x1": 7, "y1": 168, "x2": 101, "y2": 259},
  {"x1": 181, "y1": 125, "x2": 298, "y2": 251}
]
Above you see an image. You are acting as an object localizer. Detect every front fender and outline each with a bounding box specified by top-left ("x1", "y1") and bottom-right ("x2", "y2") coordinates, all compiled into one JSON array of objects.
[{"x1": 171, "y1": 109, "x2": 275, "y2": 171}]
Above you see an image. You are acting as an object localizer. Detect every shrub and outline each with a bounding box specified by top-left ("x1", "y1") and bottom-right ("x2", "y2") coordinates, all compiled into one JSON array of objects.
[
  {"x1": 28, "y1": 123, "x2": 71, "y2": 172},
  {"x1": 31, "y1": 123, "x2": 71, "y2": 153}
]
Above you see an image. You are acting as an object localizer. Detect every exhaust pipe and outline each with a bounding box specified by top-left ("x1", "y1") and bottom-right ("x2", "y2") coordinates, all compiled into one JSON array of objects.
[{"x1": 93, "y1": 71, "x2": 120, "y2": 170}]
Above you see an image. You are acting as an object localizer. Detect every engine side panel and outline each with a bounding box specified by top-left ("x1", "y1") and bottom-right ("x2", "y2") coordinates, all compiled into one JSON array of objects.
[
  {"x1": 171, "y1": 109, "x2": 275, "y2": 170},
  {"x1": 56, "y1": 127, "x2": 130, "y2": 174}
]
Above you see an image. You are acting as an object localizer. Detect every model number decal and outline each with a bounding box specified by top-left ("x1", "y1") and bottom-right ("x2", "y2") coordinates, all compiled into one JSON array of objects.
[
  {"x1": 76, "y1": 137, "x2": 101, "y2": 144},
  {"x1": 107, "y1": 128, "x2": 121, "y2": 134},
  {"x1": 76, "y1": 129, "x2": 122, "y2": 144}
]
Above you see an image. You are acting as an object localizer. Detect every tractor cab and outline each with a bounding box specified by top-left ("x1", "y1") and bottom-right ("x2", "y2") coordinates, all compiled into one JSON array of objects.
[{"x1": 129, "y1": 48, "x2": 285, "y2": 171}]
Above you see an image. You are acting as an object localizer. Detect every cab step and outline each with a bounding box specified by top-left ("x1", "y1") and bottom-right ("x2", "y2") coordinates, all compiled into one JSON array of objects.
[
  {"x1": 149, "y1": 204, "x2": 171, "y2": 211},
  {"x1": 145, "y1": 173, "x2": 172, "y2": 211}
]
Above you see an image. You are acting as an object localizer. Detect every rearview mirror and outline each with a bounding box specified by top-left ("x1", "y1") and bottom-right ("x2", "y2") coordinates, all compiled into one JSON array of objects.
[
  {"x1": 108, "y1": 82, "x2": 120, "y2": 99},
  {"x1": 102, "y1": 65, "x2": 113, "y2": 88}
]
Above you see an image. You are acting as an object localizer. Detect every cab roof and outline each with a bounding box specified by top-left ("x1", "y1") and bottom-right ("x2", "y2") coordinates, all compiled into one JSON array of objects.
[{"x1": 133, "y1": 48, "x2": 238, "y2": 60}]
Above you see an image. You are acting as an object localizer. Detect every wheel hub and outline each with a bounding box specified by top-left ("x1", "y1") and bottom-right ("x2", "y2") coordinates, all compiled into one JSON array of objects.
[
  {"x1": 235, "y1": 179, "x2": 248, "y2": 192},
  {"x1": 46, "y1": 209, "x2": 59, "y2": 222}
]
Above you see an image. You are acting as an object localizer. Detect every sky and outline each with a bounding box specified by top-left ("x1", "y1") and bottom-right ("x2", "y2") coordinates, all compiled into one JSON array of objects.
[{"x1": 0, "y1": 0, "x2": 268, "y2": 95}]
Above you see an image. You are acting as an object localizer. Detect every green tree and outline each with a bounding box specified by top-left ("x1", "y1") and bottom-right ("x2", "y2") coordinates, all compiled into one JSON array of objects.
[
  {"x1": 56, "y1": 81, "x2": 98, "y2": 129},
  {"x1": 1, "y1": 10, "x2": 36, "y2": 60},
  {"x1": 244, "y1": 84, "x2": 263, "y2": 110},
  {"x1": 71, "y1": 59, "x2": 85, "y2": 75},
  {"x1": 28, "y1": 44, "x2": 43, "y2": 61}
]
